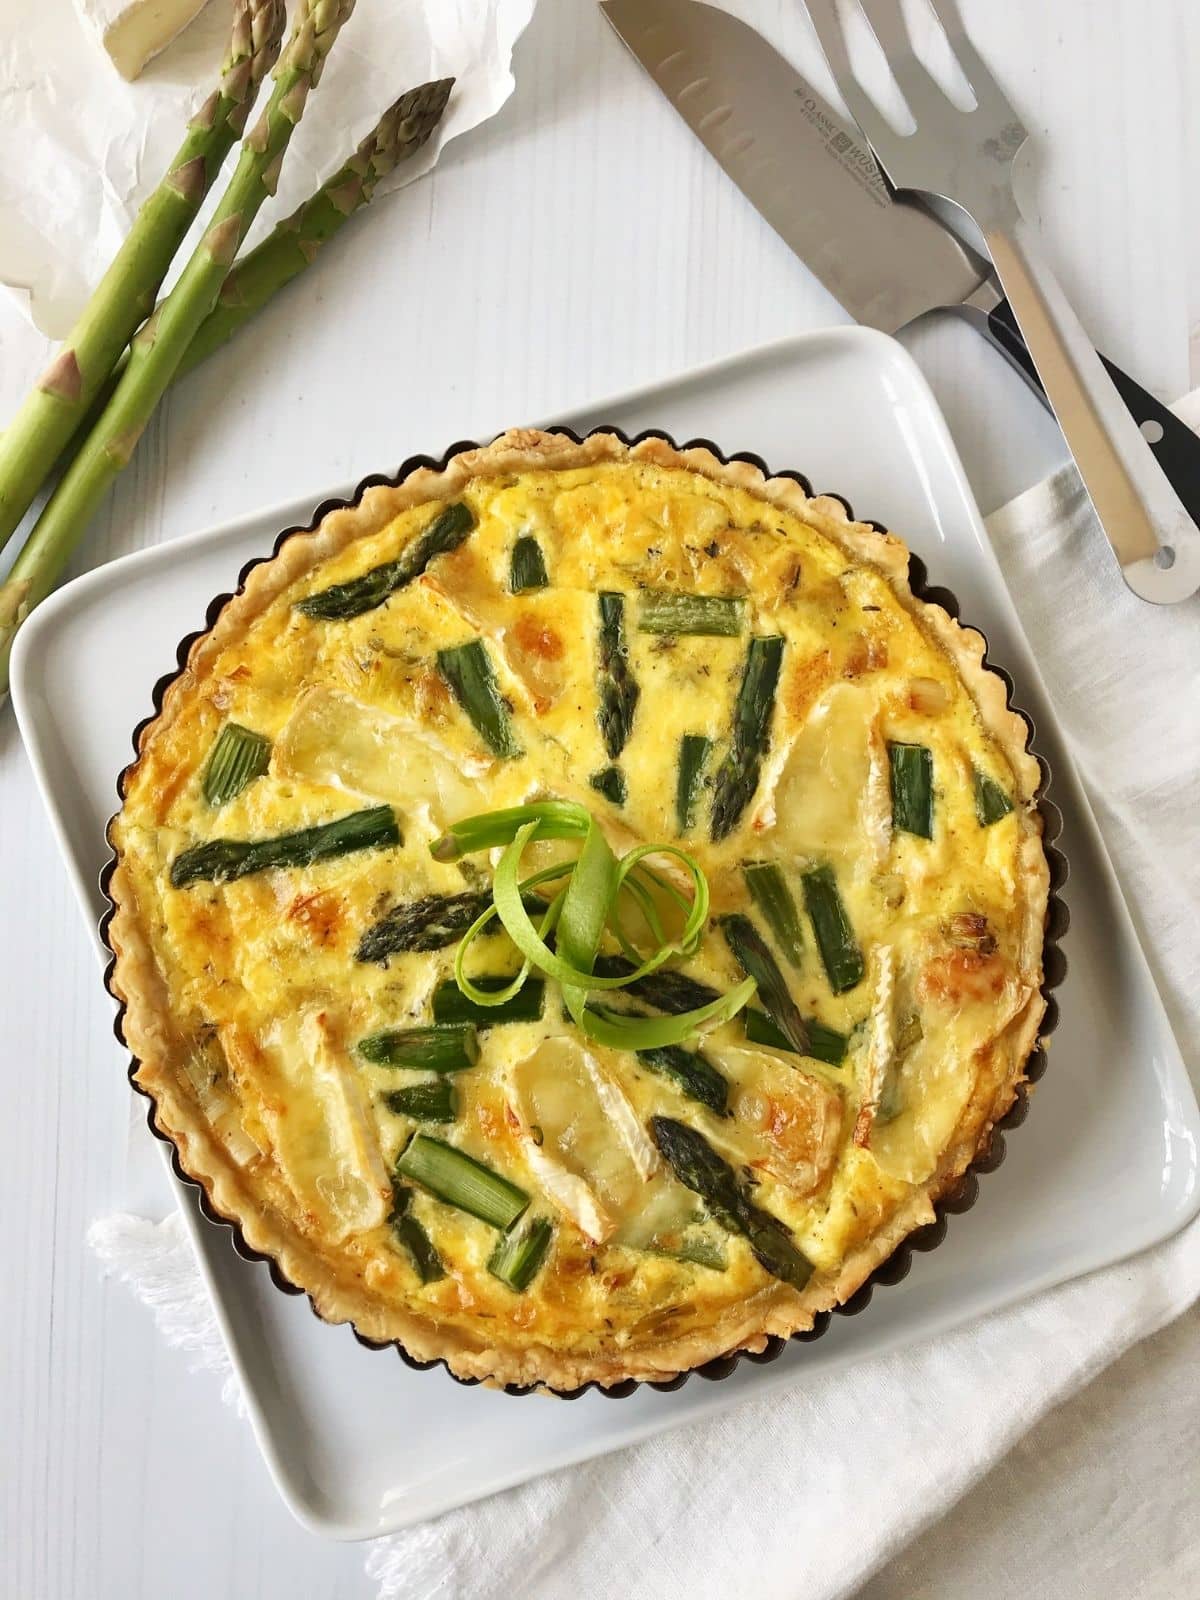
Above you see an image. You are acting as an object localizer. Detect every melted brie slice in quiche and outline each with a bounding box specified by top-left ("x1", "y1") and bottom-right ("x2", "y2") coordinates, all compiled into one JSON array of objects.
[{"x1": 106, "y1": 428, "x2": 1050, "y2": 1391}]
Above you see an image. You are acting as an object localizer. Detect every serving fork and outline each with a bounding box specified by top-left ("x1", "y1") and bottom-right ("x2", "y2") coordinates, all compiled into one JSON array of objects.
[{"x1": 802, "y1": 0, "x2": 1200, "y2": 603}]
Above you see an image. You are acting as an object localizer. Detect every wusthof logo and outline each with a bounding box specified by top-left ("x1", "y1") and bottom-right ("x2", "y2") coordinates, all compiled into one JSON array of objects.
[{"x1": 794, "y1": 89, "x2": 889, "y2": 203}]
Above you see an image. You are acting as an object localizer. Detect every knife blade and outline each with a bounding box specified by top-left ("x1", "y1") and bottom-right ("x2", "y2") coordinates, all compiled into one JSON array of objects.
[
  {"x1": 602, "y1": 0, "x2": 993, "y2": 333},
  {"x1": 600, "y1": 0, "x2": 1200, "y2": 523}
]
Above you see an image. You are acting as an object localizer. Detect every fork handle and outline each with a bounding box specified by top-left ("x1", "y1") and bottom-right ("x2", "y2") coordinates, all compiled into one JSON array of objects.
[
  {"x1": 984, "y1": 215, "x2": 1200, "y2": 603},
  {"x1": 970, "y1": 296, "x2": 1200, "y2": 538}
]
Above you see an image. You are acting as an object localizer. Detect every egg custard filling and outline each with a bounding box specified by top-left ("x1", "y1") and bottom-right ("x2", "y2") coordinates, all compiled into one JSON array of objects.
[{"x1": 106, "y1": 429, "x2": 1050, "y2": 1390}]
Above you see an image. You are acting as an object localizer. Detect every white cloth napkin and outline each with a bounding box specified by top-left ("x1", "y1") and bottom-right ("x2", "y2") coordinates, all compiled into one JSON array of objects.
[{"x1": 90, "y1": 397, "x2": 1200, "y2": 1600}]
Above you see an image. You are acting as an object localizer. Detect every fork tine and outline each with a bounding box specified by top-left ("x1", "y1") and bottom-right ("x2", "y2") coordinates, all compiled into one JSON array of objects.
[
  {"x1": 801, "y1": 0, "x2": 909, "y2": 170},
  {"x1": 858, "y1": 0, "x2": 964, "y2": 121},
  {"x1": 919, "y1": 0, "x2": 1021, "y2": 125}
]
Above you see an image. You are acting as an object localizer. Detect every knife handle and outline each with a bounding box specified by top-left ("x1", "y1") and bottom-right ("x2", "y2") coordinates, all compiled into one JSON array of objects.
[{"x1": 969, "y1": 295, "x2": 1200, "y2": 533}]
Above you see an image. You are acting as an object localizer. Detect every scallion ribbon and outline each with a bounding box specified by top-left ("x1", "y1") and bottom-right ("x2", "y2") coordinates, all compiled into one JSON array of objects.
[{"x1": 433, "y1": 802, "x2": 756, "y2": 1050}]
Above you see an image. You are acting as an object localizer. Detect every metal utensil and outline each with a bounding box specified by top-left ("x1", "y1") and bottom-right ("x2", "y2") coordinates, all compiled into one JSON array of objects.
[
  {"x1": 600, "y1": 0, "x2": 1200, "y2": 599},
  {"x1": 800, "y1": 0, "x2": 1199, "y2": 601},
  {"x1": 599, "y1": 0, "x2": 1200, "y2": 546}
]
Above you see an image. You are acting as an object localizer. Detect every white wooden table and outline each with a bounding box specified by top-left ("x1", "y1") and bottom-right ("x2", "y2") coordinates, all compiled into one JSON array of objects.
[{"x1": 2, "y1": 3, "x2": 1197, "y2": 1595}]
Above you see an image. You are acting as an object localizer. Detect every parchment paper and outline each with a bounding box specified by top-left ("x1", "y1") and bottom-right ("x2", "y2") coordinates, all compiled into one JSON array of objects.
[{"x1": 0, "y1": 0, "x2": 536, "y2": 336}]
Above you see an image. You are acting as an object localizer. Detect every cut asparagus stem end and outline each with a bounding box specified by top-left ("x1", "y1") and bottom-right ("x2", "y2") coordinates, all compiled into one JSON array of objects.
[
  {"x1": 801, "y1": 865, "x2": 864, "y2": 995},
  {"x1": 389, "y1": 1183, "x2": 445, "y2": 1283},
  {"x1": 744, "y1": 1006, "x2": 847, "y2": 1067},
  {"x1": 358, "y1": 1024, "x2": 480, "y2": 1073},
  {"x1": 384, "y1": 1079, "x2": 458, "y2": 1122},
  {"x1": 675, "y1": 733, "x2": 713, "y2": 833},
  {"x1": 509, "y1": 534, "x2": 549, "y2": 592},
  {"x1": 742, "y1": 861, "x2": 804, "y2": 966},
  {"x1": 396, "y1": 1134, "x2": 529, "y2": 1230},
  {"x1": 889, "y1": 741, "x2": 934, "y2": 838},
  {"x1": 637, "y1": 590, "x2": 747, "y2": 636},
  {"x1": 437, "y1": 639, "x2": 522, "y2": 759},
  {"x1": 974, "y1": 768, "x2": 1014, "y2": 826},
  {"x1": 487, "y1": 1216, "x2": 553, "y2": 1291},
  {"x1": 432, "y1": 977, "x2": 546, "y2": 1027},
  {"x1": 201, "y1": 722, "x2": 271, "y2": 806},
  {"x1": 589, "y1": 764, "x2": 626, "y2": 805}
]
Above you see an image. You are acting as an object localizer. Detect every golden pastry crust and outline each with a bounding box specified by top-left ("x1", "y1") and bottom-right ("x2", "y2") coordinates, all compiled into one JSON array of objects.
[{"x1": 105, "y1": 427, "x2": 1051, "y2": 1392}]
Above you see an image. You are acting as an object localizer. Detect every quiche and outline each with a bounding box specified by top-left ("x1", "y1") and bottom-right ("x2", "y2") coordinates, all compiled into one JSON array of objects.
[{"x1": 105, "y1": 428, "x2": 1051, "y2": 1392}]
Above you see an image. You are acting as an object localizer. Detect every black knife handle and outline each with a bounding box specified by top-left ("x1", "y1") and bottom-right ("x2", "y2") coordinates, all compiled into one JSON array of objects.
[{"x1": 970, "y1": 295, "x2": 1200, "y2": 529}]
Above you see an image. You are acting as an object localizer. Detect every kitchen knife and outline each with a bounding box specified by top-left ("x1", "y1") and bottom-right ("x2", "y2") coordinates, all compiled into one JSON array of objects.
[{"x1": 600, "y1": 0, "x2": 1200, "y2": 526}]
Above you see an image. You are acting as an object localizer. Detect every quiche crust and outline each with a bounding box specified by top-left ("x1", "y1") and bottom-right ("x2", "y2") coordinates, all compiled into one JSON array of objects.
[{"x1": 104, "y1": 427, "x2": 1053, "y2": 1393}]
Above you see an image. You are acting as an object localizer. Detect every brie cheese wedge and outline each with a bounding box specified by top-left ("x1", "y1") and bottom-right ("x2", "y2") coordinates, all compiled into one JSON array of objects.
[{"x1": 75, "y1": 0, "x2": 213, "y2": 81}]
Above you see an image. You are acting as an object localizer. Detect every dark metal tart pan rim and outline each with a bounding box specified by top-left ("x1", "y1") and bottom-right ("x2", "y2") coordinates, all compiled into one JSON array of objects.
[{"x1": 97, "y1": 423, "x2": 1068, "y2": 1401}]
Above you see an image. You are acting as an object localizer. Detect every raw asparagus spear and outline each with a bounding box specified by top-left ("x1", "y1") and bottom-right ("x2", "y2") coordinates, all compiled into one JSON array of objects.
[
  {"x1": 396, "y1": 1134, "x2": 528, "y2": 1230},
  {"x1": 509, "y1": 535, "x2": 549, "y2": 593},
  {"x1": 0, "y1": 0, "x2": 286, "y2": 556},
  {"x1": 637, "y1": 591, "x2": 746, "y2": 637},
  {"x1": 710, "y1": 636, "x2": 785, "y2": 843},
  {"x1": 431, "y1": 977, "x2": 545, "y2": 1028},
  {"x1": 650, "y1": 1117, "x2": 813, "y2": 1290},
  {"x1": 201, "y1": 723, "x2": 271, "y2": 807},
  {"x1": 596, "y1": 592, "x2": 639, "y2": 759},
  {"x1": 720, "y1": 913, "x2": 809, "y2": 1057},
  {"x1": 742, "y1": 862, "x2": 804, "y2": 967},
  {"x1": 675, "y1": 734, "x2": 712, "y2": 833},
  {"x1": 389, "y1": 1182, "x2": 445, "y2": 1283},
  {"x1": 170, "y1": 804, "x2": 399, "y2": 887},
  {"x1": 437, "y1": 640, "x2": 522, "y2": 758},
  {"x1": 296, "y1": 503, "x2": 473, "y2": 620},
  {"x1": 74, "y1": 79, "x2": 456, "y2": 437},
  {"x1": 743, "y1": 1007, "x2": 847, "y2": 1067},
  {"x1": 801, "y1": 865, "x2": 865, "y2": 994},
  {"x1": 0, "y1": 0, "x2": 356, "y2": 694},
  {"x1": 358, "y1": 1024, "x2": 479, "y2": 1073},
  {"x1": 591, "y1": 955, "x2": 722, "y2": 1016},
  {"x1": 488, "y1": 1217, "x2": 553, "y2": 1291},
  {"x1": 181, "y1": 78, "x2": 454, "y2": 376},
  {"x1": 384, "y1": 1080, "x2": 457, "y2": 1122},
  {"x1": 973, "y1": 768, "x2": 1014, "y2": 826},
  {"x1": 889, "y1": 742, "x2": 934, "y2": 839}
]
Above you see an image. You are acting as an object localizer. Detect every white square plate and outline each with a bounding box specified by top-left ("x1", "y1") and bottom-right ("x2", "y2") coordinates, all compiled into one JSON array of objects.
[{"x1": 12, "y1": 327, "x2": 1199, "y2": 1540}]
